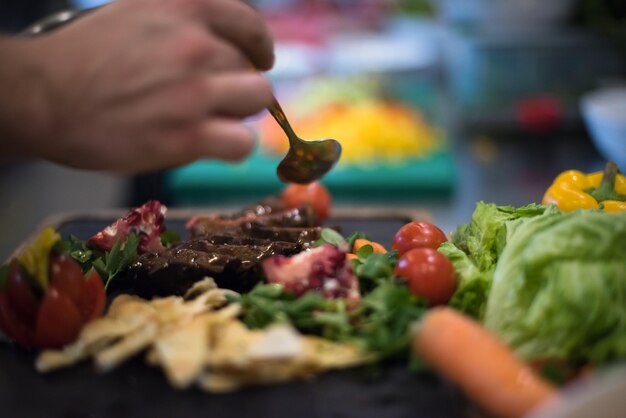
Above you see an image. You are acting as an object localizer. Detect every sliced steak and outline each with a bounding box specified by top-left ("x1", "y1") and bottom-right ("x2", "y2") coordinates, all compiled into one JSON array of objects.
[
  {"x1": 111, "y1": 200, "x2": 327, "y2": 299},
  {"x1": 186, "y1": 206, "x2": 317, "y2": 238},
  {"x1": 113, "y1": 237, "x2": 304, "y2": 298}
]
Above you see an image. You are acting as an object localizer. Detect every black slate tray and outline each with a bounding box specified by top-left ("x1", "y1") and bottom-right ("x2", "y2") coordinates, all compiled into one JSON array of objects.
[{"x1": 0, "y1": 208, "x2": 474, "y2": 418}]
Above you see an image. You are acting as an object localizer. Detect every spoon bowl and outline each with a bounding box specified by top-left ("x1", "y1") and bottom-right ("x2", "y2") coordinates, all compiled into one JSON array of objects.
[{"x1": 268, "y1": 98, "x2": 341, "y2": 184}]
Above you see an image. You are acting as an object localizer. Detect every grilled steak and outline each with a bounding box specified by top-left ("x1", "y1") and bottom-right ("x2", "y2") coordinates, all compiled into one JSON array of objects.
[
  {"x1": 113, "y1": 236, "x2": 304, "y2": 298},
  {"x1": 112, "y1": 203, "x2": 324, "y2": 298},
  {"x1": 186, "y1": 205, "x2": 317, "y2": 238}
]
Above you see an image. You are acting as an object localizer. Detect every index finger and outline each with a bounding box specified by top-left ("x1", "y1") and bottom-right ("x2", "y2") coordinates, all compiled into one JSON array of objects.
[{"x1": 185, "y1": 0, "x2": 274, "y2": 71}]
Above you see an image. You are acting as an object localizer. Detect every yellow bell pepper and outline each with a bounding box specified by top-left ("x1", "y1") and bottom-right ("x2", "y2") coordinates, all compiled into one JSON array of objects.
[{"x1": 542, "y1": 161, "x2": 626, "y2": 212}]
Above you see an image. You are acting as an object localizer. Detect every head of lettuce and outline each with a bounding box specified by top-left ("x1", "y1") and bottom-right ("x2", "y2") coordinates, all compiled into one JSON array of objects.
[
  {"x1": 484, "y1": 209, "x2": 626, "y2": 365},
  {"x1": 442, "y1": 203, "x2": 626, "y2": 367}
]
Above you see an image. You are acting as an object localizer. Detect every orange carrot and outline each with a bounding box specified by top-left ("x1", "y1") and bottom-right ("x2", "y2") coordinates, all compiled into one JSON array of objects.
[
  {"x1": 413, "y1": 308, "x2": 557, "y2": 418},
  {"x1": 353, "y1": 239, "x2": 387, "y2": 254},
  {"x1": 346, "y1": 253, "x2": 359, "y2": 261}
]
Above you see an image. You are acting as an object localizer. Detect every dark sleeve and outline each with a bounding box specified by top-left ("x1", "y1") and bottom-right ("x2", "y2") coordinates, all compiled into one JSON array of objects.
[{"x1": 0, "y1": 0, "x2": 70, "y2": 33}]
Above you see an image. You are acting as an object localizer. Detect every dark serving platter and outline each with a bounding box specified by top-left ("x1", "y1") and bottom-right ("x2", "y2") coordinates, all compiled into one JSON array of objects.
[{"x1": 0, "y1": 208, "x2": 475, "y2": 418}]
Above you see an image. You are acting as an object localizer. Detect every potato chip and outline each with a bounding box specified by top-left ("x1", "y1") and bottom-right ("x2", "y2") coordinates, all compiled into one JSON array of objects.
[
  {"x1": 151, "y1": 314, "x2": 211, "y2": 389},
  {"x1": 184, "y1": 277, "x2": 218, "y2": 299},
  {"x1": 80, "y1": 299, "x2": 155, "y2": 348},
  {"x1": 95, "y1": 320, "x2": 158, "y2": 372},
  {"x1": 35, "y1": 282, "x2": 371, "y2": 394},
  {"x1": 36, "y1": 341, "x2": 89, "y2": 372}
]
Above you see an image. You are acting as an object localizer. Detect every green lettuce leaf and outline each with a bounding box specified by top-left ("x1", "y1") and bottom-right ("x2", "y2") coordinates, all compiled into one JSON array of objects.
[
  {"x1": 442, "y1": 202, "x2": 549, "y2": 318},
  {"x1": 452, "y1": 202, "x2": 547, "y2": 271},
  {"x1": 484, "y1": 210, "x2": 626, "y2": 365},
  {"x1": 438, "y1": 241, "x2": 492, "y2": 319}
]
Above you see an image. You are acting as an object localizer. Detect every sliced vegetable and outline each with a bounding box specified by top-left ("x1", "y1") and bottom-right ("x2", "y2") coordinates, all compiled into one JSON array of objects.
[
  {"x1": 34, "y1": 288, "x2": 83, "y2": 349},
  {"x1": 88, "y1": 200, "x2": 167, "y2": 254},
  {"x1": 281, "y1": 182, "x2": 331, "y2": 223},
  {"x1": 392, "y1": 221, "x2": 447, "y2": 256},
  {"x1": 0, "y1": 290, "x2": 35, "y2": 347},
  {"x1": 50, "y1": 254, "x2": 87, "y2": 308},
  {"x1": 75, "y1": 270, "x2": 106, "y2": 322},
  {"x1": 17, "y1": 227, "x2": 60, "y2": 291},
  {"x1": 0, "y1": 230, "x2": 110, "y2": 349},
  {"x1": 262, "y1": 244, "x2": 360, "y2": 303},
  {"x1": 413, "y1": 308, "x2": 556, "y2": 418},
  {"x1": 7, "y1": 260, "x2": 39, "y2": 327},
  {"x1": 395, "y1": 248, "x2": 456, "y2": 306}
]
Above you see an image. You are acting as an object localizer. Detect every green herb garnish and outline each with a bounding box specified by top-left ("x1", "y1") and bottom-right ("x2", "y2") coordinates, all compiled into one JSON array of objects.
[
  {"x1": 91, "y1": 234, "x2": 141, "y2": 289},
  {"x1": 314, "y1": 228, "x2": 346, "y2": 247},
  {"x1": 160, "y1": 230, "x2": 181, "y2": 248}
]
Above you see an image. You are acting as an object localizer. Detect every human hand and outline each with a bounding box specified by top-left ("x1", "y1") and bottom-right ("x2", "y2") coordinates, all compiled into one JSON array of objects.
[{"x1": 0, "y1": 0, "x2": 275, "y2": 173}]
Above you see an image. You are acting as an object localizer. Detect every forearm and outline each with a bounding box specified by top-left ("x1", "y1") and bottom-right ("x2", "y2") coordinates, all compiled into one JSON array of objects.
[{"x1": 0, "y1": 36, "x2": 50, "y2": 161}]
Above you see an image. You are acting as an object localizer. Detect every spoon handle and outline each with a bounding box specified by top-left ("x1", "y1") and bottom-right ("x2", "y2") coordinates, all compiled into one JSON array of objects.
[{"x1": 267, "y1": 96, "x2": 300, "y2": 146}]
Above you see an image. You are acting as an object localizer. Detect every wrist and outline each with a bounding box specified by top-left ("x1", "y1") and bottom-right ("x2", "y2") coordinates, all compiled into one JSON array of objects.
[{"x1": 0, "y1": 36, "x2": 54, "y2": 159}]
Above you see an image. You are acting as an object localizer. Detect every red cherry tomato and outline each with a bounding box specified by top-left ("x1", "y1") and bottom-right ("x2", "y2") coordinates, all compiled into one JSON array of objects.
[
  {"x1": 0, "y1": 290, "x2": 35, "y2": 348},
  {"x1": 76, "y1": 270, "x2": 106, "y2": 322},
  {"x1": 34, "y1": 287, "x2": 83, "y2": 349},
  {"x1": 0, "y1": 255, "x2": 108, "y2": 349},
  {"x1": 7, "y1": 260, "x2": 39, "y2": 327},
  {"x1": 50, "y1": 254, "x2": 87, "y2": 307},
  {"x1": 392, "y1": 221, "x2": 448, "y2": 256},
  {"x1": 281, "y1": 182, "x2": 331, "y2": 223},
  {"x1": 395, "y1": 248, "x2": 457, "y2": 306}
]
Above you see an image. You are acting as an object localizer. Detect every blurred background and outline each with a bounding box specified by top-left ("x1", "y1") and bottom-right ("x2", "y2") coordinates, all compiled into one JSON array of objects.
[{"x1": 1, "y1": 0, "x2": 625, "y2": 259}]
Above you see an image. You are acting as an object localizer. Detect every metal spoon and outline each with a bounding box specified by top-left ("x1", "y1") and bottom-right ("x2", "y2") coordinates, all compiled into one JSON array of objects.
[{"x1": 268, "y1": 97, "x2": 342, "y2": 184}]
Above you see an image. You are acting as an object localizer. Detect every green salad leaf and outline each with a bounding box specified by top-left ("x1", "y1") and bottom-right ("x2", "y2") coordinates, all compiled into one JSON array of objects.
[
  {"x1": 352, "y1": 281, "x2": 426, "y2": 358},
  {"x1": 91, "y1": 234, "x2": 141, "y2": 289},
  {"x1": 441, "y1": 202, "x2": 550, "y2": 318},
  {"x1": 484, "y1": 210, "x2": 626, "y2": 366},
  {"x1": 54, "y1": 234, "x2": 95, "y2": 266},
  {"x1": 235, "y1": 280, "x2": 425, "y2": 361},
  {"x1": 160, "y1": 230, "x2": 181, "y2": 248},
  {"x1": 314, "y1": 228, "x2": 346, "y2": 247},
  {"x1": 452, "y1": 202, "x2": 547, "y2": 271},
  {"x1": 232, "y1": 284, "x2": 353, "y2": 341},
  {"x1": 438, "y1": 242, "x2": 491, "y2": 319}
]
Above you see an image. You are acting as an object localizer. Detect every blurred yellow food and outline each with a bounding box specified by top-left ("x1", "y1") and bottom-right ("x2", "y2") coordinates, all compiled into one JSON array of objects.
[{"x1": 258, "y1": 101, "x2": 441, "y2": 165}]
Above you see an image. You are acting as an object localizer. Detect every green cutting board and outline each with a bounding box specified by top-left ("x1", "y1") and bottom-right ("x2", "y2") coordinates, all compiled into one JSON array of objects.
[{"x1": 165, "y1": 150, "x2": 456, "y2": 206}]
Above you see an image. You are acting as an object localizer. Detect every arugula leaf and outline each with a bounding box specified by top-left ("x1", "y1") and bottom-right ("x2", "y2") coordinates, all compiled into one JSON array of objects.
[
  {"x1": 237, "y1": 276, "x2": 426, "y2": 364},
  {"x1": 237, "y1": 285, "x2": 330, "y2": 331},
  {"x1": 353, "y1": 282, "x2": 426, "y2": 359},
  {"x1": 353, "y1": 250, "x2": 398, "y2": 293}
]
